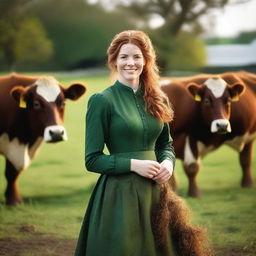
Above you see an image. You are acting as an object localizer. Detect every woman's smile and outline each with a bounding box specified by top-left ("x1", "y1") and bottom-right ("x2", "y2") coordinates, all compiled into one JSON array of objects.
[{"x1": 115, "y1": 43, "x2": 145, "y2": 88}]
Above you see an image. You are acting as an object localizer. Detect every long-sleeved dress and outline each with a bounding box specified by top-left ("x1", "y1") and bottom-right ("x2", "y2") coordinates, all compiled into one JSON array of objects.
[{"x1": 75, "y1": 80, "x2": 177, "y2": 256}]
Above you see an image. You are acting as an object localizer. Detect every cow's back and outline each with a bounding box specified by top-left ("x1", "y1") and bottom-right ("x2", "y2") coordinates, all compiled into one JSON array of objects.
[
  {"x1": 0, "y1": 73, "x2": 37, "y2": 92},
  {"x1": 217, "y1": 72, "x2": 256, "y2": 134},
  {"x1": 162, "y1": 72, "x2": 256, "y2": 151},
  {"x1": 235, "y1": 71, "x2": 256, "y2": 95},
  {"x1": 230, "y1": 72, "x2": 256, "y2": 135}
]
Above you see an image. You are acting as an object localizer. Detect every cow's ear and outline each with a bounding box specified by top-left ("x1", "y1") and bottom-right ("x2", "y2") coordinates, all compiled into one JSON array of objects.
[
  {"x1": 11, "y1": 86, "x2": 27, "y2": 108},
  {"x1": 64, "y1": 83, "x2": 87, "y2": 100},
  {"x1": 229, "y1": 83, "x2": 245, "y2": 102},
  {"x1": 187, "y1": 82, "x2": 202, "y2": 102}
]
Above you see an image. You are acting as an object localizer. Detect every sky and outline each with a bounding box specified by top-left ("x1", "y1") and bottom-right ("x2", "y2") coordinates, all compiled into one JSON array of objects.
[{"x1": 212, "y1": 0, "x2": 256, "y2": 37}]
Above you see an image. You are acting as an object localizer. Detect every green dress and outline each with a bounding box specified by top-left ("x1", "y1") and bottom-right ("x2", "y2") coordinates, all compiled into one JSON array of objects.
[{"x1": 75, "y1": 80, "x2": 176, "y2": 256}]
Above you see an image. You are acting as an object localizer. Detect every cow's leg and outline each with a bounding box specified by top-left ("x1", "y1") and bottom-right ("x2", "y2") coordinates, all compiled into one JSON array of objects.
[
  {"x1": 183, "y1": 136, "x2": 201, "y2": 197},
  {"x1": 240, "y1": 141, "x2": 254, "y2": 188},
  {"x1": 183, "y1": 162, "x2": 201, "y2": 197},
  {"x1": 5, "y1": 159, "x2": 23, "y2": 205}
]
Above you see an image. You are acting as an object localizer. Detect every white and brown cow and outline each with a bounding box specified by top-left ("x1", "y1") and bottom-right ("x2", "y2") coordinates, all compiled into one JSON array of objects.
[
  {"x1": 0, "y1": 73, "x2": 86, "y2": 205},
  {"x1": 161, "y1": 71, "x2": 256, "y2": 197}
]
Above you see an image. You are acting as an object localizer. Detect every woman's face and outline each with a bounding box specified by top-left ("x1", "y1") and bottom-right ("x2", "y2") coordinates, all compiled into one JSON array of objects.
[{"x1": 115, "y1": 43, "x2": 145, "y2": 87}]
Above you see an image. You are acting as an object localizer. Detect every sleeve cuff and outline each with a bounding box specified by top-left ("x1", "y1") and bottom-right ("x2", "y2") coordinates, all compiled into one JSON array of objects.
[
  {"x1": 161, "y1": 159, "x2": 174, "y2": 172},
  {"x1": 115, "y1": 157, "x2": 131, "y2": 174}
]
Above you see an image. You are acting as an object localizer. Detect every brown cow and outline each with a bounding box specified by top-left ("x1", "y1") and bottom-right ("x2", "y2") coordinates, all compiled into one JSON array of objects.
[
  {"x1": 161, "y1": 71, "x2": 256, "y2": 197},
  {"x1": 0, "y1": 73, "x2": 86, "y2": 205}
]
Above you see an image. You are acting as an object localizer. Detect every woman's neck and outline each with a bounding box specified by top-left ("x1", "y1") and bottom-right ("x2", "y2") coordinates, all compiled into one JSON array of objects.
[{"x1": 117, "y1": 77, "x2": 139, "y2": 90}]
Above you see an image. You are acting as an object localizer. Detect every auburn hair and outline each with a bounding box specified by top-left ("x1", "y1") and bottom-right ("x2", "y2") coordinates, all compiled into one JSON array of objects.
[
  {"x1": 107, "y1": 30, "x2": 173, "y2": 123},
  {"x1": 152, "y1": 184, "x2": 214, "y2": 256}
]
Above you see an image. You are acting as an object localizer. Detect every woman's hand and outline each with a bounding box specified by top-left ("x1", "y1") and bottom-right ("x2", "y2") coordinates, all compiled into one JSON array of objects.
[
  {"x1": 131, "y1": 159, "x2": 161, "y2": 179},
  {"x1": 153, "y1": 160, "x2": 173, "y2": 185}
]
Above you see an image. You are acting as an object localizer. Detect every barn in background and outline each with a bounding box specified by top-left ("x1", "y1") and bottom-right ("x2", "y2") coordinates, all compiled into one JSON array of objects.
[{"x1": 203, "y1": 39, "x2": 256, "y2": 73}]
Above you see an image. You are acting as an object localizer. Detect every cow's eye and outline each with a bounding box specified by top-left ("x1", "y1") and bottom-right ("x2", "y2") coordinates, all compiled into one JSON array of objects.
[
  {"x1": 59, "y1": 101, "x2": 65, "y2": 109},
  {"x1": 204, "y1": 98, "x2": 211, "y2": 106},
  {"x1": 33, "y1": 100, "x2": 41, "y2": 109}
]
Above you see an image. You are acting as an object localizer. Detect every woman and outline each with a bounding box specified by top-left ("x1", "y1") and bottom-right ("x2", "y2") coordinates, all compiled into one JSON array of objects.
[{"x1": 75, "y1": 30, "x2": 212, "y2": 256}]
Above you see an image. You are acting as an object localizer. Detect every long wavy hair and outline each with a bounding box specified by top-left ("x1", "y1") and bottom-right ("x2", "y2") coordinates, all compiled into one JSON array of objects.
[
  {"x1": 152, "y1": 184, "x2": 214, "y2": 256},
  {"x1": 107, "y1": 30, "x2": 173, "y2": 123}
]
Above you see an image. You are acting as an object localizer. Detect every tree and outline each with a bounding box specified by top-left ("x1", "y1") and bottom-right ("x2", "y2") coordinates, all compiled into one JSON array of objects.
[
  {"x1": 30, "y1": 0, "x2": 136, "y2": 69},
  {"x1": 205, "y1": 30, "x2": 256, "y2": 45},
  {"x1": 0, "y1": 17, "x2": 17, "y2": 69},
  {"x1": 0, "y1": 0, "x2": 53, "y2": 70},
  {"x1": 14, "y1": 17, "x2": 53, "y2": 64},
  {"x1": 98, "y1": 0, "x2": 251, "y2": 36},
  {"x1": 167, "y1": 32, "x2": 206, "y2": 71},
  {"x1": 150, "y1": 29, "x2": 206, "y2": 72},
  {"x1": 234, "y1": 30, "x2": 256, "y2": 44},
  {"x1": 90, "y1": 0, "x2": 251, "y2": 72}
]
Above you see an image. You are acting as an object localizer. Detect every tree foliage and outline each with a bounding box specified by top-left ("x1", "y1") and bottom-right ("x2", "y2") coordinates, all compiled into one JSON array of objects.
[
  {"x1": 94, "y1": 0, "x2": 251, "y2": 72},
  {"x1": 234, "y1": 30, "x2": 256, "y2": 44},
  {"x1": 206, "y1": 30, "x2": 256, "y2": 45},
  {"x1": 14, "y1": 17, "x2": 53, "y2": 63},
  {"x1": 167, "y1": 32, "x2": 207, "y2": 71},
  {"x1": 150, "y1": 29, "x2": 206, "y2": 72},
  {"x1": 0, "y1": 0, "x2": 53, "y2": 70},
  {"x1": 29, "y1": 0, "x2": 135, "y2": 69},
  {"x1": 1, "y1": 0, "x2": 252, "y2": 71},
  {"x1": 0, "y1": 0, "x2": 135, "y2": 70},
  {"x1": 112, "y1": 0, "x2": 251, "y2": 36},
  {"x1": 0, "y1": 0, "x2": 32, "y2": 18}
]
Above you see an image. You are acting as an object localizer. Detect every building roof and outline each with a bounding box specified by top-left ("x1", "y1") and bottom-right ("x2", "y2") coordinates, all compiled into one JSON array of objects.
[{"x1": 206, "y1": 40, "x2": 256, "y2": 67}]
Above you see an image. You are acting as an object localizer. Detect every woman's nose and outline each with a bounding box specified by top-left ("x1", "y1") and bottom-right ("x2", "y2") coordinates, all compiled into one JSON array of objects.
[{"x1": 127, "y1": 57, "x2": 135, "y2": 65}]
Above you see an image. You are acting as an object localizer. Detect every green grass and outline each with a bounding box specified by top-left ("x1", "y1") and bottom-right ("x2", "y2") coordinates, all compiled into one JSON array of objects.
[{"x1": 0, "y1": 72, "x2": 255, "y2": 255}]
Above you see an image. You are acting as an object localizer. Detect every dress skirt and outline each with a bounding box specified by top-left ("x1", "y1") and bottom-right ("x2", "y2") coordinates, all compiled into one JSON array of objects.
[{"x1": 74, "y1": 151, "x2": 177, "y2": 256}]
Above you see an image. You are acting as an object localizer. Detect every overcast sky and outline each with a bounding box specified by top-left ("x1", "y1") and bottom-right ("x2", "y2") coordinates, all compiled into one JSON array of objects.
[{"x1": 212, "y1": 0, "x2": 256, "y2": 37}]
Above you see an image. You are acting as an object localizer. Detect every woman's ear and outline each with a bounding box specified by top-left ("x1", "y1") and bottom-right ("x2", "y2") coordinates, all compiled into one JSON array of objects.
[{"x1": 114, "y1": 60, "x2": 117, "y2": 68}]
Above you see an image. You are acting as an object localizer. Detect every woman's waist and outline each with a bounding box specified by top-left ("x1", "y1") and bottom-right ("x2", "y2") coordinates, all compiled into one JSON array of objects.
[{"x1": 111, "y1": 150, "x2": 156, "y2": 161}]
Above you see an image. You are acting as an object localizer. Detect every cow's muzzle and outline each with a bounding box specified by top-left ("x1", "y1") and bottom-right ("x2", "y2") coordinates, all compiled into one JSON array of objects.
[
  {"x1": 211, "y1": 119, "x2": 231, "y2": 134},
  {"x1": 44, "y1": 125, "x2": 68, "y2": 142}
]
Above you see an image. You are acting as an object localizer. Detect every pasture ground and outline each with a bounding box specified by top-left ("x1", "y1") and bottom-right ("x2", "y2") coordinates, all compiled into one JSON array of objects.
[{"x1": 0, "y1": 73, "x2": 255, "y2": 256}]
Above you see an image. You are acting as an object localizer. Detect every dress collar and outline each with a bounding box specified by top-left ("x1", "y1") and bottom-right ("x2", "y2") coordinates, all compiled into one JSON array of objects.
[{"x1": 115, "y1": 80, "x2": 143, "y2": 95}]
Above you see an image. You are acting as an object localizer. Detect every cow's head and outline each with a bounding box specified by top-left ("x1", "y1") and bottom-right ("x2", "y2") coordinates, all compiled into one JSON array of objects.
[
  {"x1": 11, "y1": 76, "x2": 86, "y2": 142},
  {"x1": 187, "y1": 76, "x2": 245, "y2": 134}
]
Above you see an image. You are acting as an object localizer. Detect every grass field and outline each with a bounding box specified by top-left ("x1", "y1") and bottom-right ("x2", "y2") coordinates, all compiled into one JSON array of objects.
[{"x1": 0, "y1": 73, "x2": 255, "y2": 256}]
